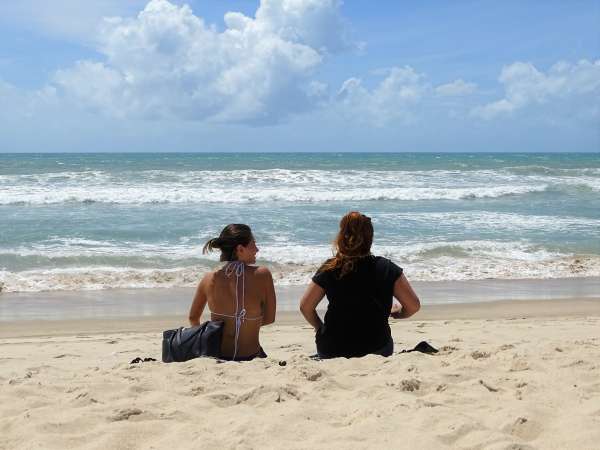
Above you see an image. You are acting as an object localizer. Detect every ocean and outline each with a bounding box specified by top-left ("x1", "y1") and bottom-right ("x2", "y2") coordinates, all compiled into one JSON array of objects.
[{"x1": 1, "y1": 152, "x2": 599, "y2": 293}]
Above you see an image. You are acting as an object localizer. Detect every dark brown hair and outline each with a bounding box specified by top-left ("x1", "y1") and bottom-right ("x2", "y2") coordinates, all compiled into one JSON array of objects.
[
  {"x1": 202, "y1": 224, "x2": 253, "y2": 262},
  {"x1": 320, "y1": 211, "x2": 374, "y2": 277}
]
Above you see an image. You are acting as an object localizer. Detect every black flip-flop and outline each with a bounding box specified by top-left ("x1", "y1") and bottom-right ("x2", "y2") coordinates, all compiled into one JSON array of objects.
[
  {"x1": 400, "y1": 341, "x2": 439, "y2": 354},
  {"x1": 130, "y1": 357, "x2": 157, "y2": 364}
]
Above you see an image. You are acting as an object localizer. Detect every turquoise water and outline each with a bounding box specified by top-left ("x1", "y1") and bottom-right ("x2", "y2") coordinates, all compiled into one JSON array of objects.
[{"x1": 1, "y1": 152, "x2": 599, "y2": 292}]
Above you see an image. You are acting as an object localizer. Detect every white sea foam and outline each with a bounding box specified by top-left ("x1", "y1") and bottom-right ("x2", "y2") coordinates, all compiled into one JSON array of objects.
[
  {"x1": 0, "y1": 266, "x2": 205, "y2": 292},
  {"x1": 0, "y1": 183, "x2": 551, "y2": 205},
  {"x1": 375, "y1": 211, "x2": 600, "y2": 233},
  {"x1": 2, "y1": 240, "x2": 600, "y2": 292},
  {"x1": 2, "y1": 238, "x2": 203, "y2": 260},
  {"x1": 2, "y1": 166, "x2": 599, "y2": 205},
  {"x1": 2, "y1": 209, "x2": 598, "y2": 265}
]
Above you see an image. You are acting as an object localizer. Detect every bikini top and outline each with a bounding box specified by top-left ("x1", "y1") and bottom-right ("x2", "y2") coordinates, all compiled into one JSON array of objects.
[{"x1": 211, "y1": 261, "x2": 263, "y2": 360}]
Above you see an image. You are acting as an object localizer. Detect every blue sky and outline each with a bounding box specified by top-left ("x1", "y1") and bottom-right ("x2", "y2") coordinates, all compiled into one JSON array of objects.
[{"x1": 0, "y1": 0, "x2": 598, "y2": 152}]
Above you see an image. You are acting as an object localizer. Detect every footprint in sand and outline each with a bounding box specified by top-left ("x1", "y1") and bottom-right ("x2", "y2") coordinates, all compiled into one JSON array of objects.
[
  {"x1": 471, "y1": 350, "x2": 491, "y2": 360},
  {"x1": 400, "y1": 379, "x2": 420, "y2": 392},
  {"x1": 439, "y1": 345, "x2": 459, "y2": 355},
  {"x1": 561, "y1": 359, "x2": 587, "y2": 368},
  {"x1": 279, "y1": 343, "x2": 302, "y2": 349},
  {"x1": 190, "y1": 386, "x2": 205, "y2": 396},
  {"x1": 499, "y1": 344, "x2": 515, "y2": 351},
  {"x1": 302, "y1": 369, "x2": 324, "y2": 381},
  {"x1": 418, "y1": 400, "x2": 443, "y2": 408},
  {"x1": 479, "y1": 379, "x2": 499, "y2": 392},
  {"x1": 72, "y1": 392, "x2": 100, "y2": 406},
  {"x1": 110, "y1": 408, "x2": 143, "y2": 421}
]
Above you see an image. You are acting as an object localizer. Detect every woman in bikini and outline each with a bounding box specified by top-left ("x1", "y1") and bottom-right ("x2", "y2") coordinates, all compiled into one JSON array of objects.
[
  {"x1": 188, "y1": 224, "x2": 276, "y2": 361},
  {"x1": 300, "y1": 211, "x2": 421, "y2": 358}
]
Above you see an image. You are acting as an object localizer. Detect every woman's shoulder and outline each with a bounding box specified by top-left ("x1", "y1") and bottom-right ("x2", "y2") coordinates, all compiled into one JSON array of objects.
[
  {"x1": 316, "y1": 257, "x2": 335, "y2": 271},
  {"x1": 372, "y1": 255, "x2": 403, "y2": 279},
  {"x1": 372, "y1": 255, "x2": 393, "y2": 264},
  {"x1": 252, "y1": 265, "x2": 274, "y2": 279},
  {"x1": 198, "y1": 269, "x2": 217, "y2": 288}
]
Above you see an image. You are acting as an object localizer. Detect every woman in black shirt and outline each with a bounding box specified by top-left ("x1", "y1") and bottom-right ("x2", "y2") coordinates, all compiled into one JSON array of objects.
[{"x1": 299, "y1": 211, "x2": 421, "y2": 358}]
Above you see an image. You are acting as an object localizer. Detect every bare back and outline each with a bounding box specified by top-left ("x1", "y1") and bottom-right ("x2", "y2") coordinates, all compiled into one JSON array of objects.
[{"x1": 189, "y1": 263, "x2": 276, "y2": 359}]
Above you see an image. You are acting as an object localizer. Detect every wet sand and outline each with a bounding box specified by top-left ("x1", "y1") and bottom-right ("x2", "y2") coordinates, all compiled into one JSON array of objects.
[{"x1": 2, "y1": 276, "x2": 599, "y2": 321}]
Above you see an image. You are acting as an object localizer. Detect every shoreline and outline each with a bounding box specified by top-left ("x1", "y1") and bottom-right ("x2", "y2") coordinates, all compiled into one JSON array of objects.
[
  {"x1": 1, "y1": 297, "x2": 599, "y2": 339},
  {"x1": 1, "y1": 276, "x2": 600, "y2": 322}
]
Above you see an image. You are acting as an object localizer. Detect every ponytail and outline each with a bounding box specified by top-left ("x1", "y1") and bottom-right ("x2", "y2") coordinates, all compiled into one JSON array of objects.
[
  {"x1": 202, "y1": 224, "x2": 253, "y2": 262},
  {"x1": 202, "y1": 237, "x2": 222, "y2": 255}
]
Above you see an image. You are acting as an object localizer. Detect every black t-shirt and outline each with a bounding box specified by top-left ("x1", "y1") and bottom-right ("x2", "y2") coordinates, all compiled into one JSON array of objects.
[{"x1": 312, "y1": 255, "x2": 403, "y2": 358}]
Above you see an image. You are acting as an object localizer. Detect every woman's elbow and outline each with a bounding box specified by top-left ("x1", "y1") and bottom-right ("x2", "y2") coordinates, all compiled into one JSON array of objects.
[
  {"x1": 188, "y1": 309, "x2": 201, "y2": 325},
  {"x1": 299, "y1": 302, "x2": 312, "y2": 317},
  {"x1": 262, "y1": 314, "x2": 275, "y2": 326},
  {"x1": 408, "y1": 297, "x2": 421, "y2": 316}
]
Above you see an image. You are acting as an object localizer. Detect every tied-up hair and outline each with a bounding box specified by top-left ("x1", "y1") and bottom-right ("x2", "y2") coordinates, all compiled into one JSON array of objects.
[
  {"x1": 320, "y1": 211, "x2": 374, "y2": 278},
  {"x1": 202, "y1": 224, "x2": 253, "y2": 262}
]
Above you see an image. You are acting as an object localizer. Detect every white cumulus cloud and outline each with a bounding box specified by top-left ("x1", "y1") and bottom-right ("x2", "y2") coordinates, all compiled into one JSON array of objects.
[
  {"x1": 335, "y1": 68, "x2": 479, "y2": 126},
  {"x1": 336, "y1": 66, "x2": 429, "y2": 126},
  {"x1": 0, "y1": 79, "x2": 59, "y2": 120},
  {"x1": 435, "y1": 79, "x2": 477, "y2": 97},
  {"x1": 53, "y1": 0, "x2": 351, "y2": 124},
  {"x1": 473, "y1": 59, "x2": 600, "y2": 119}
]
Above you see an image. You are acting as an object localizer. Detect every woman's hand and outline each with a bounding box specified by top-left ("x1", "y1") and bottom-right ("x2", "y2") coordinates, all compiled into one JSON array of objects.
[{"x1": 390, "y1": 298, "x2": 402, "y2": 318}]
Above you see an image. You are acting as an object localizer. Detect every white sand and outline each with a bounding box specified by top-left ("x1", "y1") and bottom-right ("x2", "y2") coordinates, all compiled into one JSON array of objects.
[{"x1": 1, "y1": 300, "x2": 600, "y2": 449}]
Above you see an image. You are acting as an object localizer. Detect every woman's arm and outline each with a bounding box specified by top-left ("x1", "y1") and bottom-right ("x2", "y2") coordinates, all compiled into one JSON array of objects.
[
  {"x1": 257, "y1": 267, "x2": 276, "y2": 326},
  {"x1": 391, "y1": 273, "x2": 420, "y2": 319},
  {"x1": 299, "y1": 282, "x2": 326, "y2": 331},
  {"x1": 188, "y1": 275, "x2": 210, "y2": 326}
]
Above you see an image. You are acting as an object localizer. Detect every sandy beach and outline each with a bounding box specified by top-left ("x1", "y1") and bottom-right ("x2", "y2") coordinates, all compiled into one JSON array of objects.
[
  {"x1": 2, "y1": 0, "x2": 599, "y2": 445},
  {"x1": 2, "y1": 296, "x2": 600, "y2": 450}
]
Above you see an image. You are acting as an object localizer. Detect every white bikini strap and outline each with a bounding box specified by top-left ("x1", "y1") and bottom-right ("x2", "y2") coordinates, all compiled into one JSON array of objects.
[{"x1": 224, "y1": 261, "x2": 245, "y2": 360}]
